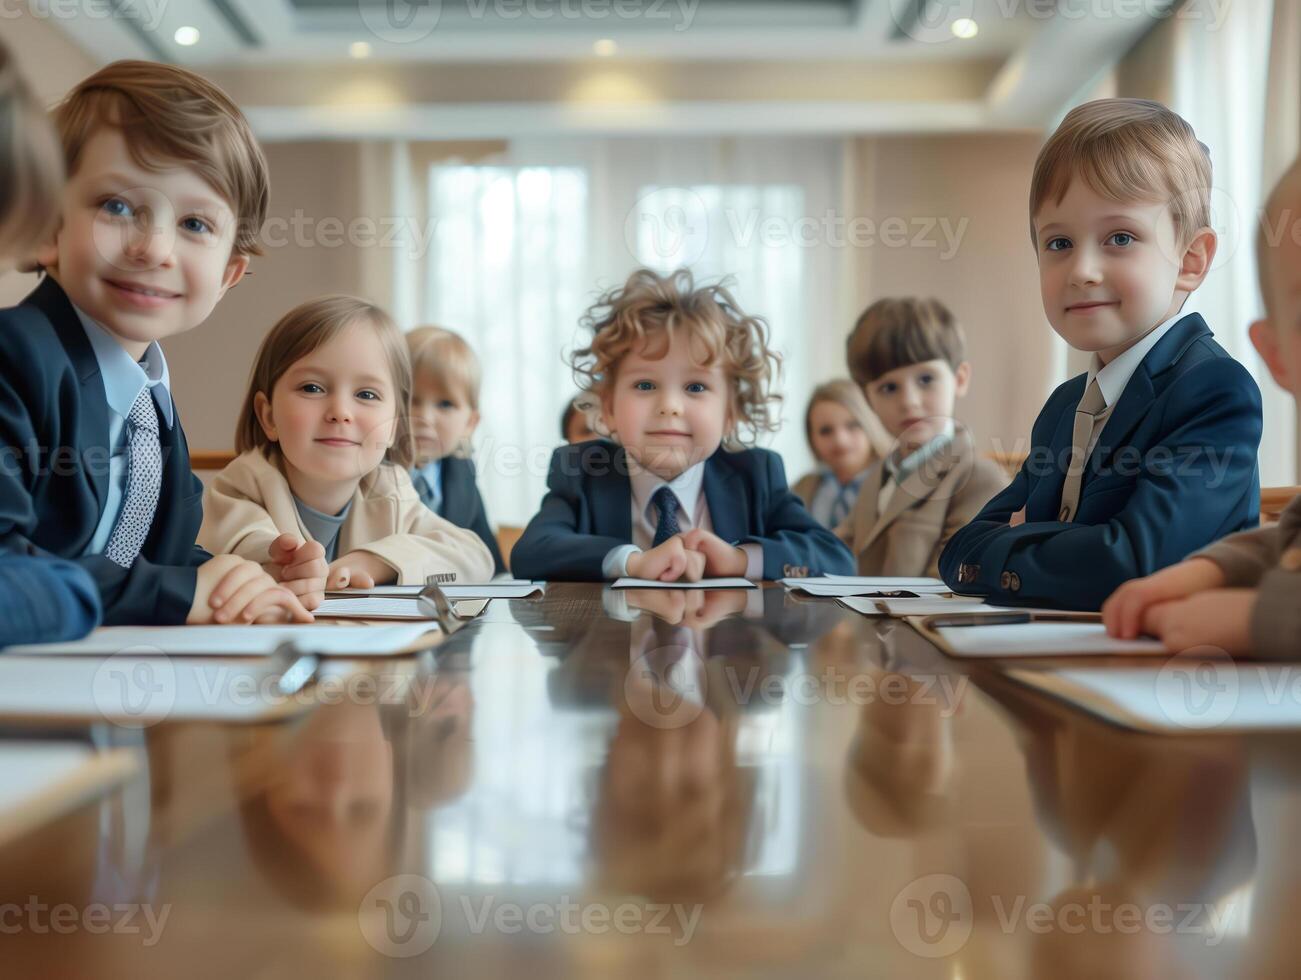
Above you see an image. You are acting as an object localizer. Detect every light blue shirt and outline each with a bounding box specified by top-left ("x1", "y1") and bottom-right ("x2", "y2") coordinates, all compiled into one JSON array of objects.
[
  {"x1": 411, "y1": 459, "x2": 444, "y2": 515},
  {"x1": 75, "y1": 306, "x2": 175, "y2": 557},
  {"x1": 808, "y1": 467, "x2": 870, "y2": 528}
]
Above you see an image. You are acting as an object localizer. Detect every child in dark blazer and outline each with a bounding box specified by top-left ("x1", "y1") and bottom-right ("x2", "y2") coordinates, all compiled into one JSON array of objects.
[
  {"x1": 511, "y1": 268, "x2": 853, "y2": 582},
  {"x1": 940, "y1": 99, "x2": 1262, "y2": 611},
  {"x1": 406, "y1": 326, "x2": 506, "y2": 575},
  {"x1": 0, "y1": 61, "x2": 310, "y2": 627}
]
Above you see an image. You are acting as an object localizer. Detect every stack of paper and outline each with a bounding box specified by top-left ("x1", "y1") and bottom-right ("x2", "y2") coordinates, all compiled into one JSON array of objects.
[
  {"x1": 783, "y1": 576, "x2": 953, "y2": 598},
  {"x1": 4, "y1": 623, "x2": 440, "y2": 658},
  {"x1": 839, "y1": 596, "x2": 1004, "y2": 617},
  {"x1": 611, "y1": 577, "x2": 757, "y2": 589},
  {"x1": 325, "y1": 581, "x2": 544, "y2": 600},
  {"x1": 926, "y1": 621, "x2": 1166, "y2": 658}
]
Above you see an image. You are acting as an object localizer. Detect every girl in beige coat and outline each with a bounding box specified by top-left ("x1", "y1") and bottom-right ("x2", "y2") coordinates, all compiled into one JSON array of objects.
[{"x1": 199, "y1": 297, "x2": 494, "y2": 609}]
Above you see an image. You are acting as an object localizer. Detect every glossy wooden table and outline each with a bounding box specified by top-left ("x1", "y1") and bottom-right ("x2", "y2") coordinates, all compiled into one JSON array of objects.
[{"x1": 3, "y1": 583, "x2": 1297, "y2": 979}]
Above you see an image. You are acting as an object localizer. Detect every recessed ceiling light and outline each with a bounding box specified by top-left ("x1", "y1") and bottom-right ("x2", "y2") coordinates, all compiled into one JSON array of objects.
[
  {"x1": 174, "y1": 26, "x2": 200, "y2": 47},
  {"x1": 593, "y1": 39, "x2": 618, "y2": 57},
  {"x1": 951, "y1": 18, "x2": 979, "y2": 39},
  {"x1": 350, "y1": 41, "x2": 373, "y2": 59}
]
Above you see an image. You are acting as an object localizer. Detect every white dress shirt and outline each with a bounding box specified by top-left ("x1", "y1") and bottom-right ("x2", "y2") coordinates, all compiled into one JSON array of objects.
[
  {"x1": 1081, "y1": 310, "x2": 1186, "y2": 456},
  {"x1": 601, "y1": 460, "x2": 764, "y2": 579}
]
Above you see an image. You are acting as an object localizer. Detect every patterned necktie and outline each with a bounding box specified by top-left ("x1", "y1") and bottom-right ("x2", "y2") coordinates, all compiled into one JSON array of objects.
[
  {"x1": 651, "y1": 486, "x2": 681, "y2": 547},
  {"x1": 413, "y1": 471, "x2": 440, "y2": 514},
  {"x1": 1058, "y1": 379, "x2": 1111, "y2": 523},
  {"x1": 104, "y1": 389, "x2": 162, "y2": 567}
]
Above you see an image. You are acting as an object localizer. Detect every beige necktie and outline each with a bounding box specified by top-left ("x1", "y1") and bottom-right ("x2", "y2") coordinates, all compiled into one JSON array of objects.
[{"x1": 1058, "y1": 379, "x2": 1109, "y2": 523}]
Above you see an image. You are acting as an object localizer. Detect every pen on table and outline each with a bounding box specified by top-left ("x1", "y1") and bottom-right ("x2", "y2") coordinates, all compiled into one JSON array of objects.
[{"x1": 269, "y1": 641, "x2": 321, "y2": 696}]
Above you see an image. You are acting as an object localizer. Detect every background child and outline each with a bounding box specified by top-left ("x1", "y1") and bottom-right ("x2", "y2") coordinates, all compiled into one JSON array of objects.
[
  {"x1": 511, "y1": 268, "x2": 853, "y2": 582},
  {"x1": 0, "y1": 60, "x2": 309, "y2": 627},
  {"x1": 0, "y1": 39, "x2": 99, "y2": 646},
  {"x1": 841, "y1": 298, "x2": 1006, "y2": 577},
  {"x1": 940, "y1": 99, "x2": 1263, "y2": 610},
  {"x1": 1104, "y1": 157, "x2": 1301, "y2": 656},
  {"x1": 199, "y1": 296, "x2": 494, "y2": 591},
  {"x1": 791, "y1": 378, "x2": 889, "y2": 530},
  {"x1": 406, "y1": 325, "x2": 505, "y2": 575},
  {"x1": 561, "y1": 398, "x2": 598, "y2": 445}
]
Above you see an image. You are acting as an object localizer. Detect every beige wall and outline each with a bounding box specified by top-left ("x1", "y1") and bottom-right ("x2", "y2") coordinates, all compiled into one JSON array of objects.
[{"x1": 848, "y1": 133, "x2": 1052, "y2": 456}]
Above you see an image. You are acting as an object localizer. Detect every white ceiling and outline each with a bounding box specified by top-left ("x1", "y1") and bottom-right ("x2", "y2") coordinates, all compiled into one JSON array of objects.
[{"x1": 40, "y1": 0, "x2": 1178, "y2": 137}]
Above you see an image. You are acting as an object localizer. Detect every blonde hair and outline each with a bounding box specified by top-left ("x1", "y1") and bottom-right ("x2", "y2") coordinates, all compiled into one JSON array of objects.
[
  {"x1": 51, "y1": 60, "x2": 269, "y2": 257},
  {"x1": 804, "y1": 379, "x2": 884, "y2": 461},
  {"x1": 1030, "y1": 98, "x2": 1212, "y2": 249},
  {"x1": 1257, "y1": 157, "x2": 1301, "y2": 321},
  {"x1": 236, "y1": 296, "x2": 415, "y2": 469},
  {"x1": 0, "y1": 40, "x2": 64, "y2": 262},
  {"x1": 570, "y1": 268, "x2": 782, "y2": 447},
  {"x1": 846, "y1": 297, "x2": 966, "y2": 387},
  {"x1": 405, "y1": 325, "x2": 482, "y2": 411}
]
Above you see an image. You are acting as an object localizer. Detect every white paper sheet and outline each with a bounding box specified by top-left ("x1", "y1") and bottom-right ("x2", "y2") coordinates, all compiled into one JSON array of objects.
[
  {"x1": 928, "y1": 621, "x2": 1166, "y2": 658},
  {"x1": 822, "y1": 575, "x2": 947, "y2": 587},
  {"x1": 611, "y1": 577, "x2": 757, "y2": 590},
  {"x1": 1008, "y1": 665, "x2": 1301, "y2": 732},
  {"x1": 0, "y1": 744, "x2": 137, "y2": 847},
  {"x1": 317, "y1": 598, "x2": 436, "y2": 620},
  {"x1": 326, "y1": 582, "x2": 544, "y2": 600},
  {"x1": 787, "y1": 581, "x2": 954, "y2": 598},
  {"x1": 838, "y1": 596, "x2": 1004, "y2": 617},
  {"x1": 0, "y1": 656, "x2": 358, "y2": 723},
  {"x1": 4, "y1": 622, "x2": 440, "y2": 657}
]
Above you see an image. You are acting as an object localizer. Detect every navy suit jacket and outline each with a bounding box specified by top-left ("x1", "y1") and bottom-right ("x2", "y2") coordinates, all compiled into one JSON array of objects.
[
  {"x1": 939, "y1": 313, "x2": 1262, "y2": 611},
  {"x1": 0, "y1": 277, "x2": 208, "y2": 625},
  {"x1": 511, "y1": 440, "x2": 854, "y2": 581},
  {"x1": 436, "y1": 456, "x2": 506, "y2": 575},
  {"x1": 0, "y1": 550, "x2": 101, "y2": 647}
]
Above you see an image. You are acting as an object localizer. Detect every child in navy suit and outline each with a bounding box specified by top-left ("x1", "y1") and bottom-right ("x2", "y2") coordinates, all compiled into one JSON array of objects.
[
  {"x1": 406, "y1": 326, "x2": 506, "y2": 575},
  {"x1": 0, "y1": 40, "x2": 99, "y2": 645},
  {"x1": 512, "y1": 268, "x2": 853, "y2": 582},
  {"x1": 0, "y1": 61, "x2": 310, "y2": 627},
  {"x1": 940, "y1": 99, "x2": 1262, "y2": 610}
]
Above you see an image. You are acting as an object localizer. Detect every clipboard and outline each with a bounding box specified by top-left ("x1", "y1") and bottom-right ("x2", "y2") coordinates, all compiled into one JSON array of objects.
[{"x1": 908, "y1": 610, "x2": 1167, "y2": 658}]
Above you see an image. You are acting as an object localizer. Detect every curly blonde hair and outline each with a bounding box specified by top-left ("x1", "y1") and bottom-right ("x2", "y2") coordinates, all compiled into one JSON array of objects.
[{"x1": 570, "y1": 268, "x2": 781, "y2": 448}]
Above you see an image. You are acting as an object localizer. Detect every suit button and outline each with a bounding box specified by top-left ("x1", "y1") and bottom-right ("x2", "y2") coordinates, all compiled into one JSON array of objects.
[
  {"x1": 1282, "y1": 547, "x2": 1301, "y2": 572},
  {"x1": 1000, "y1": 571, "x2": 1012, "y2": 590},
  {"x1": 1009, "y1": 572, "x2": 1022, "y2": 593}
]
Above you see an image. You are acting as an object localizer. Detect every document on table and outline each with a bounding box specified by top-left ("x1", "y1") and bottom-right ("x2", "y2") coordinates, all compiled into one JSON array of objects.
[
  {"x1": 0, "y1": 656, "x2": 359, "y2": 724},
  {"x1": 786, "y1": 579, "x2": 953, "y2": 597},
  {"x1": 611, "y1": 577, "x2": 757, "y2": 589},
  {"x1": 325, "y1": 582, "x2": 545, "y2": 600},
  {"x1": 918, "y1": 620, "x2": 1166, "y2": 658},
  {"x1": 0, "y1": 744, "x2": 137, "y2": 848},
  {"x1": 838, "y1": 596, "x2": 1005, "y2": 617},
  {"x1": 3, "y1": 622, "x2": 441, "y2": 657},
  {"x1": 1007, "y1": 665, "x2": 1301, "y2": 733}
]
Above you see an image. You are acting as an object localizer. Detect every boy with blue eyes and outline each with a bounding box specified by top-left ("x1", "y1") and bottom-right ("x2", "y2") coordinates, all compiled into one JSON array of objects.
[
  {"x1": 511, "y1": 268, "x2": 853, "y2": 582},
  {"x1": 840, "y1": 297, "x2": 1007, "y2": 578},
  {"x1": 0, "y1": 61, "x2": 312, "y2": 627},
  {"x1": 940, "y1": 99, "x2": 1262, "y2": 610}
]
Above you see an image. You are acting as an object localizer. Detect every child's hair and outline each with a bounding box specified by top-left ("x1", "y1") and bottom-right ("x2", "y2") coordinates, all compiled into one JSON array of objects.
[
  {"x1": 570, "y1": 268, "x2": 782, "y2": 446},
  {"x1": 1030, "y1": 98, "x2": 1212, "y2": 249},
  {"x1": 50, "y1": 60, "x2": 269, "y2": 257},
  {"x1": 1256, "y1": 157, "x2": 1301, "y2": 320},
  {"x1": 405, "y1": 325, "x2": 482, "y2": 411},
  {"x1": 236, "y1": 295, "x2": 415, "y2": 469},
  {"x1": 846, "y1": 297, "x2": 966, "y2": 387},
  {"x1": 803, "y1": 379, "x2": 878, "y2": 459},
  {"x1": 0, "y1": 40, "x2": 64, "y2": 261}
]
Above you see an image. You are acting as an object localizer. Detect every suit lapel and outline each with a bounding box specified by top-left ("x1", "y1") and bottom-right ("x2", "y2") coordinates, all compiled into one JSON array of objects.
[
  {"x1": 439, "y1": 458, "x2": 469, "y2": 523},
  {"x1": 860, "y1": 441, "x2": 962, "y2": 550},
  {"x1": 592, "y1": 445, "x2": 633, "y2": 539},
  {"x1": 703, "y1": 453, "x2": 747, "y2": 542}
]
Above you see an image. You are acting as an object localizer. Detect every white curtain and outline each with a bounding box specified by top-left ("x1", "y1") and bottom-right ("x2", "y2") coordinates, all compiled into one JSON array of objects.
[
  {"x1": 406, "y1": 137, "x2": 848, "y2": 526},
  {"x1": 1171, "y1": 0, "x2": 1298, "y2": 485}
]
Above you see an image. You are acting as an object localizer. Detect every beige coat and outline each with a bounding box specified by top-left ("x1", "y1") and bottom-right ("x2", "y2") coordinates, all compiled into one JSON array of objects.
[
  {"x1": 839, "y1": 434, "x2": 1007, "y2": 579},
  {"x1": 1194, "y1": 494, "x2": 1301, "y2": 659},
  {"x1": 198, "y1": 449, "x2": 495, "y2": 585}
]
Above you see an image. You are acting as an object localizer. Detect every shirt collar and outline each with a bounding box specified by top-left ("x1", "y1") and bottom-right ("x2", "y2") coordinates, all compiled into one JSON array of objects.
[
  {"x1": 413, "y1": 458, "x2": 443, "y2": 486},
  {"x1": 820, "y1": 465, "x2": 871, "y2": 491},
  {"x1": 631, "y1": 459, "x2": 707, "y2": 524},
  {"x1": 73, "y1": 304, "x2": 174, "y2": 429},
  {"x1": 1087, "y1": 310, "x2": 1185, "y2": 409}
]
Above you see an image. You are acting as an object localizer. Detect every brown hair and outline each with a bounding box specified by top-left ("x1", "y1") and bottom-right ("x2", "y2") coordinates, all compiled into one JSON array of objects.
[
  {"x1": 1030, "y1": 98, "x2": 1212, "y2": 249},
  {"x1": 570, "y1": 268, "x2": 782, "y2": 447},
  {"x1": 803, "y1": 378, "x2": 887, "y2": 461},
  {"x1": 236, "y1": 296, "x2": 415, "y2": 469},
  {"x1": 846, "y1": 297, "x2": 966, "y2": 387},
  {"x1": 406, "y1": 325, "x2": 482, "y2": 411},
  {"x1": 51, "y1": 60, "x2": 269, "y2": 256},
  {"x1": 0, "y1": 40, "x2": 64, "y2": 263}
]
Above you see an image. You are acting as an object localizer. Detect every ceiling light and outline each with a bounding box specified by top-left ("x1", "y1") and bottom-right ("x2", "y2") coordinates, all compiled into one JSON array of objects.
[
  {"x1": 593, "y1": 39, "x2": 618, "y2": 57},
  {"x1": 951, "y1": 18, "x2": 979, "y2": 39},
  {"x1": 174, "y1": 26, "x2": 200, "y2": 47},
  {"x1": 350, "y1": 41, "x2": 373, "y2": 59}
]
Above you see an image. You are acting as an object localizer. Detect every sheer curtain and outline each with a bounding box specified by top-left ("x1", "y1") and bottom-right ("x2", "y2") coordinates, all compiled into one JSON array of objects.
[
  {"x1": 1171, "y1": 0, "x2": 1298, "y2": 485},
  {"x1": 408, "y1": 137, "x2": 848, "y2": 526}
]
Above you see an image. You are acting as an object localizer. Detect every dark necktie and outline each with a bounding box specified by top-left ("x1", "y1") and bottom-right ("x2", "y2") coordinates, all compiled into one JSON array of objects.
[{"x1": 651, "y1": 486, "x2": 681, "y2": 547}]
